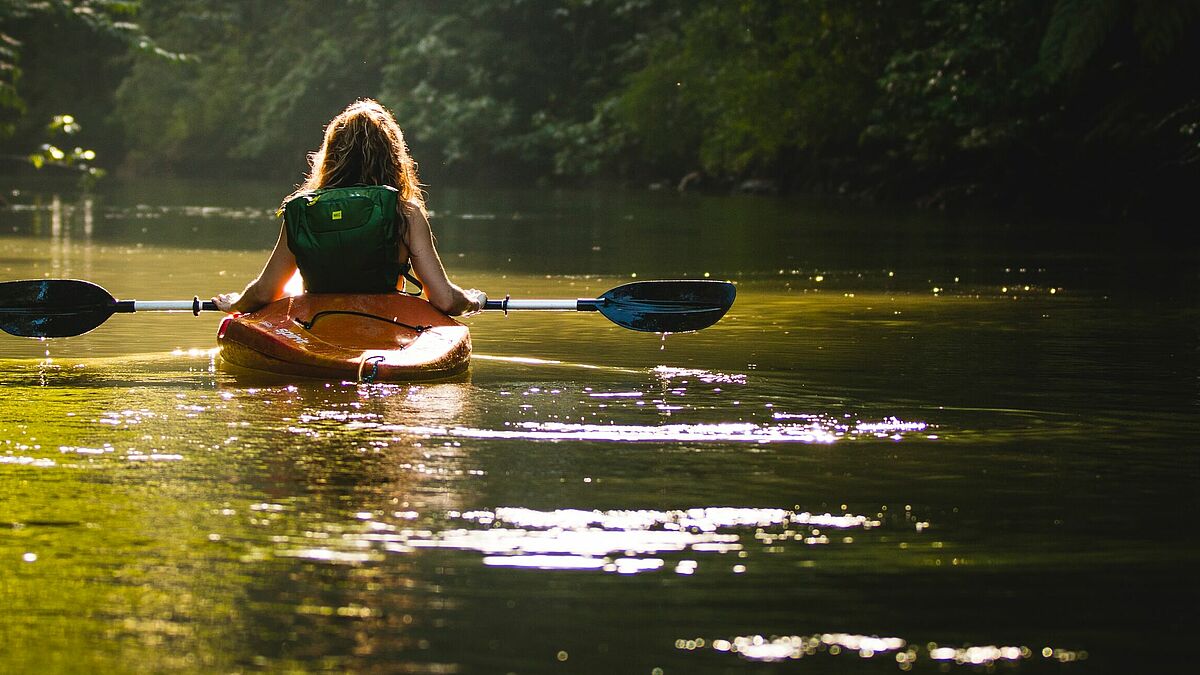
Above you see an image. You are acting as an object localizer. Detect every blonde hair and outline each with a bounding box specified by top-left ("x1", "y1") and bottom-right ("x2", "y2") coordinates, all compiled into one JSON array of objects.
[{"x1": 284, "y1": 99, "x2": 425, "y2": 216}]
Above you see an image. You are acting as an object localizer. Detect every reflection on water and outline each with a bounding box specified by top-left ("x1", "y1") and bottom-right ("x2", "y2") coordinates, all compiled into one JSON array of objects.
[{"x1": 0, "y1": 177, "x2": 1196, "y2": 671}]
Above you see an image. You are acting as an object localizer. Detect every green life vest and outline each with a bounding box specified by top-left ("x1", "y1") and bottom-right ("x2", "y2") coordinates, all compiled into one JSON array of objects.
[{"x1": 283, "y1": 185, "x2": 419, "y2": 294}]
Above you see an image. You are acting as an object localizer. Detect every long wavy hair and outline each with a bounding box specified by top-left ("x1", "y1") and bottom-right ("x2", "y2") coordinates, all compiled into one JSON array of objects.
[{"x1": 283, "y1": 99, "x2": 425, "y2": 225}]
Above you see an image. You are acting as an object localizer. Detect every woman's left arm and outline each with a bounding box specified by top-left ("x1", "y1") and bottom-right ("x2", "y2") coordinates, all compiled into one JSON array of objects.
[
  {"x1": 403, "y1": 203, "x2": 484, "y2": 316},
  {"x1": 212, "y1": 223, "x2": 298, "y2": 313}
]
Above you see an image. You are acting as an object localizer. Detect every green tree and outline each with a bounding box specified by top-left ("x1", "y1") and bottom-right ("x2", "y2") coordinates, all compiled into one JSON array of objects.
[
  {"x1": 1, "y1": 0, "x2": 179, "y2": 180},
  {"x1": 113, "y1": 0, "x2": 668, "y2": 182},
  {"x1": 864, "y1": 0, "x2": 1199, "y2": 210},
  {"x1": 1038, "y1": 0, "x2": 1200, "y2": 210},
  {"x1": 614, "y1": 0, "x2": 910, "y2": 188},
  {"x1": 11, "y1": 0, "x2": 1192, "y2": 216},
  {"x1": 862, "y1": 0, "x2": 1051, "y2": 203},
  {"x1": 375, "y1": 0, "x2": 668, "y2": 180}
]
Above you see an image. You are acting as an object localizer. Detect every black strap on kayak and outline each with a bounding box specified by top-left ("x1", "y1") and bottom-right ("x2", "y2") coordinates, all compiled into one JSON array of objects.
[
  {"x1": 359, "y1": 355, "x2": 386, "y2": 383},
  {"x1": 294, "y1": 310, "x2": 431, "y2": 333}
]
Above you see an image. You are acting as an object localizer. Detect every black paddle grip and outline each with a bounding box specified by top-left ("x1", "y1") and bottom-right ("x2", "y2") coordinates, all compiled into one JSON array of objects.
[{"x1": 193, "y1": 296, "x2": 219, "y2": 315}]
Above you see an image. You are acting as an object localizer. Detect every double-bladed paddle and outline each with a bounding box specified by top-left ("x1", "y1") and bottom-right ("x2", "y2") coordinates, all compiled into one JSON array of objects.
[{"x1": 0, "y1": 279, "x2": 735, "y2": 338}]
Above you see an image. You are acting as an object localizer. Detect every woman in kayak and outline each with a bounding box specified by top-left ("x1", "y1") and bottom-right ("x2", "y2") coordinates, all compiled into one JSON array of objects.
[{"x1": 212, "y1": 99, "x2": 485, "y2": 315}]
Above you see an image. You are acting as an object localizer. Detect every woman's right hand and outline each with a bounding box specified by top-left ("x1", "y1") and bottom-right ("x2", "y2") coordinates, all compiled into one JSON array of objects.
[
  {"x1": 212, "y1": 292, "x2": 242, "y2": 313},
  {"x1": 463, "y1": 289, "x2": 488, "y2": 316}
]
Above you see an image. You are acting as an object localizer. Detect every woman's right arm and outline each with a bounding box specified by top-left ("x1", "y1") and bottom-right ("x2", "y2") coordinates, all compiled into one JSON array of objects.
[
  {"x1": 403, "y1": 203, "x2": 484, "y2": 316},
  {"x1": 212, "y1": 223, "x2": 298, "y2": 313}
]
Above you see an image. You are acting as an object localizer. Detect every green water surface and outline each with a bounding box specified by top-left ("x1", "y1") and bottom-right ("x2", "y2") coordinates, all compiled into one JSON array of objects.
[{"x1": 0, "y1": 177, "x2": 1196, "y2": 672}]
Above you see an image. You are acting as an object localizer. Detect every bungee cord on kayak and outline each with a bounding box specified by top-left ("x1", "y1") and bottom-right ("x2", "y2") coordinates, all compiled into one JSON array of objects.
[{"x1": 293, "y1": 310, "x2": 431, "y2": 334}]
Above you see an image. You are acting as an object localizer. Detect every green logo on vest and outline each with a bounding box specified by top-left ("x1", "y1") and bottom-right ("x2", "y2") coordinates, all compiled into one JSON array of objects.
[{"x1": 332, "y1": 210, "x2": 343, "y2": 220}]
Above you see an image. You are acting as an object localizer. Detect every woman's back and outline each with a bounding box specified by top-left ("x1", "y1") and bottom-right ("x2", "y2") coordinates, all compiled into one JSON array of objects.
[{"x1": 212, "y1": 99, "x2": 483, "y2": 316}]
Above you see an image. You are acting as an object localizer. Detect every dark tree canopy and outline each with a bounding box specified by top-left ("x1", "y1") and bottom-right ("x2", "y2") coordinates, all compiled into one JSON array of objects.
[{"x1": 1, "y1": 0, "x2": 1197, "y2": 219}]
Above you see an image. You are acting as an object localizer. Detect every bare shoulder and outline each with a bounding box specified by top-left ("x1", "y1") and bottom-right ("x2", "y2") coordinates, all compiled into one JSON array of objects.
[
  {"x1": 399, "y1": 198, "x2": 426, "y2": 217},
  {"x1": 401, "y1": 199, "x2": 434, "y2": 250}
]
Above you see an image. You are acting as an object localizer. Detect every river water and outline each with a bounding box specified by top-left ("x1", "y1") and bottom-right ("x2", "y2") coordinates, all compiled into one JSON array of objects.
[{"x1": 0, "y1": 176, "x2": 1195, "y2": 672}]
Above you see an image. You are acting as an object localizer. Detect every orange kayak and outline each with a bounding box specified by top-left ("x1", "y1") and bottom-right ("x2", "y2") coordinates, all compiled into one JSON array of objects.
[{"x1": 216, "y1": 294, "x2": 471, "y2": 382}]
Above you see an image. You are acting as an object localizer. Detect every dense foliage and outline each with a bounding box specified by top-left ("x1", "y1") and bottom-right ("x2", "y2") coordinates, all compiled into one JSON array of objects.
[
  {"x1": 0, "y1": 0, "x2": 180, "y2": 179},
  {"x1": 1, "y1": 0, "x2": 1196, "y2": 217}
]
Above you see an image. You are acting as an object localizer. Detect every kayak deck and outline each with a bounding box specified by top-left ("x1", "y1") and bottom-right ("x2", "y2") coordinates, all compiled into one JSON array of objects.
[{"x1": 217, "y1": 294, "x2": 471, "y2": 382}]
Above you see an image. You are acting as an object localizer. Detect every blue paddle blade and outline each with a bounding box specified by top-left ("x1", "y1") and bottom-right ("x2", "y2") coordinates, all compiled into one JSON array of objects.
[
  {"x1": 596, "y1": 280, "x2": 735, "y2": 332},
  {"x1": 0, "y1": 279, "x2": 118, "y2": 337}
]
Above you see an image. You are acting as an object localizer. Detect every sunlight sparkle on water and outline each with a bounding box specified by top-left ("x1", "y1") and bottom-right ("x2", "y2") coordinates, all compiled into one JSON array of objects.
[
  {"x1": 170, "y1": 347, "x2": 219, "y2": 358},
  {"x1": 372, "y1": 414, "x2": 929, "y2": 444},
  {"x1": 0, "y1": 455, "x2": 55, "y2": 467},
  {"x1": 274, "y1": 548, "x2": 382, "y2": 564},
  {"x1": 696, "y1": 634, "x2": 1086, "y2": 666},
  {"x1": 653, "y1": 366, "x2": 747, "y2": 384},
  {"x1": 59, "y1": 444, "x2": 113, "y2": 455},
  {"x1": 124, "y1": 451, "x2": 184, "y2": 462},
  {"x1": 262, "y1": 506, "x2": 905, "y2": 576},
  {"x1": 481, "y1": 554, "x2": 607, "y2": 570}
]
